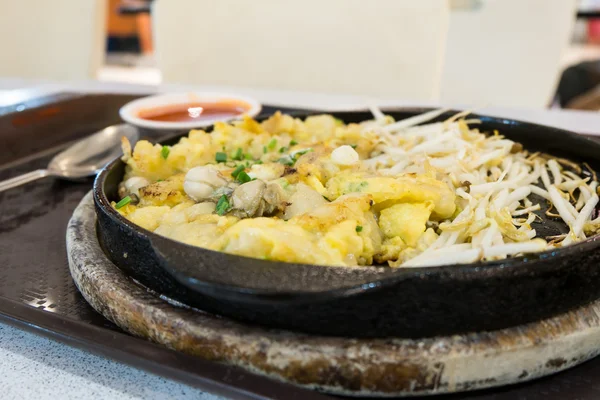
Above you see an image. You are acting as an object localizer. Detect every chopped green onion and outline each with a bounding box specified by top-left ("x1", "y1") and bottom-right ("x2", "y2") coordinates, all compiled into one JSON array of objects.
[
  {"x1": 290, "y1": 139, "x2": 298, "y2": 146},
  {"x1": 322, "y1": 195, "x2": 331, "y2": 201},
  {"x1": 279, "y1": 146, "x2": 288, "y2": 153},
  {"x1": 236, "y1": 171, "x2": 252, "y2": 183},
  {"x1": 232, "y1": 148, "x2": 243, "y2": 160},
  {"x1": 215, "y1": 195, "x2": 231, "y2": 216},
  {"x1": 115, "y1": 196, "x2": 132, "y2": 209},
  {"x1": 267, "y1": 138, "x2": 277, "y2": 150},
  {"x1": 161, "y1": 146, "x2": 170, "y2": 159},
  {"x1": 356, "y1": 225, "x2": 363, "y2": 232},
  {"x1": 255, "y1": 160, "x2": 263, "y2": 164},
  {"x1": 263, "y1": 146, "x2": 267, "y2": 154},
  {"x1": 350, "y1": 144, "x2": 358, "y2": 149},
  {"x1": 244, "y1": 153, "x2": 253, "y2": 160},
  {"x1": 215, "y1": 152, "x2": 227, "y2": 163},
  {"x1": 292, "y1": 148, "x2": 313, "y2": 158},
  {"x1": 278, "y1": 156, "x2": 294, "y2": 166},
  {"x1": 231, "y1": 164, "x2": 245, "y2": 178}
]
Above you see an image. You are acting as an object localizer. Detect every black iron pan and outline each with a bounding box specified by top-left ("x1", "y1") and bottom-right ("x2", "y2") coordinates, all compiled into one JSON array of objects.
[{"x1": 94, "y1": 109, "x2": 600, "y2": 338}]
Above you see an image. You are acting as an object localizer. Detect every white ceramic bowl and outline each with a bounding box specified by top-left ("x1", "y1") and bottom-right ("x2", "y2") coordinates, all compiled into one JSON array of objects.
[{"x1": 119, "y1": 92, "x2": 262, "y2": 131}]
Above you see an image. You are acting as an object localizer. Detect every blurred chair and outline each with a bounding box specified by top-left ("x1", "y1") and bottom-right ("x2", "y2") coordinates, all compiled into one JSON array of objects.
[
  {"x1": 0, "y1": 0, "x2": 106, "y2": 81},
  {"x1": 153, "y1": 0, "x2": 449, "y2": 101},
  {"x1": 441, "y1": 0, "x2": 578, "y2": 108}
]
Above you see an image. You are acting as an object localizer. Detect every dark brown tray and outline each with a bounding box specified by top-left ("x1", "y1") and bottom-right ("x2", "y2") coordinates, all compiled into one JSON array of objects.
[{"x1": 1, "y1": 93, "x2": 600, "y2": 400}]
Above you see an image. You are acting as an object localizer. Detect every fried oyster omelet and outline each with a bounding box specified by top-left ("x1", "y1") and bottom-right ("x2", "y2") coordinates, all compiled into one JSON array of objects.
[{"x1": 114, "y1": 113, "x2": 455, "y2": 267}]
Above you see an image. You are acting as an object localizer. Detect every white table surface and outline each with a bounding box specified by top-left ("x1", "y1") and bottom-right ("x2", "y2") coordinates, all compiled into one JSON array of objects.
[
  {"x1": 1, "y1": 78, "x2": 600, "y2": 399},
  {"x1": 0, "y1": 324, "x2": 220, "y2": 400}
]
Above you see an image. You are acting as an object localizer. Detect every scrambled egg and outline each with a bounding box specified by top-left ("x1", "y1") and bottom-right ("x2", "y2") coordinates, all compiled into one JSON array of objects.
[{"x1": 114, "y1": 113, "x2": 456, "y2": 267}]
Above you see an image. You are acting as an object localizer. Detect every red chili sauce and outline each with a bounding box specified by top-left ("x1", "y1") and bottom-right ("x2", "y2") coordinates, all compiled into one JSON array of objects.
[{"x1": 137, "y1": 100, "x2": 250, "y2": 123}]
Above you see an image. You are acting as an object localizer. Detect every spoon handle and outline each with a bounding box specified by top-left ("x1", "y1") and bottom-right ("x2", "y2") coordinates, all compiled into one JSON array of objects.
[{"x1": 0, "y1": 169, "x2": 51, "y2": 193}]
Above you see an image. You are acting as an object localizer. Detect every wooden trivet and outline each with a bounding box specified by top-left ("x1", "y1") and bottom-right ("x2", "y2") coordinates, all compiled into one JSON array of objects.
[{"x1": 67, "y1": 192, "x2": 600, "y2": 397}]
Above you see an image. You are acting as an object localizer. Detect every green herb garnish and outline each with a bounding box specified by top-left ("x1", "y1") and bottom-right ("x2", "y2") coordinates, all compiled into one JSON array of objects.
[
  {"x1": 267, "y1": 138, "x2": 277, "y2": 150},
  {"x1": 350, "y1": 144, "x2": 358, "y2": 149},
  {"x1": 292, "y1": 148, "x2": 313, "y2": 158},
  {"x1": 279, "y1": 146, "x2": 288, "y2": 153},
  {"x1": 161, "y1": 146, "x2": 170, "y2": 159},
  {"x1": 290, "y1": 139, "x2": 298, "y2": 146},
  {"x1": 278, "y1": 156, "x2": 294, "y2": 166},
  {"x1": 236, "y1": 171, "x2": 252, "y2": 183},
  {"x1": 115, "y1": 196, "x2": 132, "y2": 209},
  {"x1": 244, "y1": 153, "x2": 253, "y2": 160},
  {"x1": 232, "y1": 148, "x2": 243, "y2": 161},
  {"x1": 215, "y1": 152, "x2": 227, "y2": 163},
  {"x1": 356, "y1": 225, "x2": 363, "y2": 232},
  {"x1": 215, "y1": 195, "x2": 231, "y2": 216},
  {"x1": 263, "y1": 146, "x2": 267, "y2": 154},
  {"x1": 231, "y1": 164, "x2": 245, "y2": 178}
]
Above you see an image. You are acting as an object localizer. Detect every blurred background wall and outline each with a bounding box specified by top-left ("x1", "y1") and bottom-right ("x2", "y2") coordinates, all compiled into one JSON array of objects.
[
  {"x1": 5, "y1": 0, "x2": 600, "y2": 110},
  {"x1": 0, "y1": 0, "x2": 106, "y2": 81}
]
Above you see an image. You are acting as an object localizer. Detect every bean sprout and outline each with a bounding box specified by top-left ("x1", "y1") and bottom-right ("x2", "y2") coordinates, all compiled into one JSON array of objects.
[{"x1": 363, "y1": 106, "x2": 599, "y2": 267}]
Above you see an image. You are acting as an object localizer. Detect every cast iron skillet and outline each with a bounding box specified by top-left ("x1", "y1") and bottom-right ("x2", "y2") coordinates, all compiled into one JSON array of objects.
[{"x1": 94, "y1": 109, "x2": 600, "y2": 338}]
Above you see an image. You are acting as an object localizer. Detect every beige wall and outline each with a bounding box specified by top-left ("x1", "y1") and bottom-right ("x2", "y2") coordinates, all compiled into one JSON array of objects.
[
  {"x1": 153, "y1": 0, "x2": 450, "y2": 101},
  {"x1": 0, "y1": 0, "x2": 106, "y2": 81}
]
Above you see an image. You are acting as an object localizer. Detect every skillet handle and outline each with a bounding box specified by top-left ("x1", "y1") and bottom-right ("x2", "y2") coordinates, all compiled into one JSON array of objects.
[
  {"x1": 149, "y1": 233, "x2": 285, "y2": 291},
  {"x1": 149, "y1": 233, "x2": 292, "y2": 303},
  {"x1": 149, "y1": 233, "x2": 397, "y2": 305}
]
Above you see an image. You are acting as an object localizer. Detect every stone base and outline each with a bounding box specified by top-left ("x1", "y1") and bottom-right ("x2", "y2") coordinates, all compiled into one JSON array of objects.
[{"x1": 67, "y1": 192, "x2": 600, "y2": 397}]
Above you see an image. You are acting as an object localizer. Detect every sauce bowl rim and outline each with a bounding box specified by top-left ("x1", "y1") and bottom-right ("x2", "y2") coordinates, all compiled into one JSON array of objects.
[{"x1": 119, "y1": 92, "x2": 262, "y2": 130}]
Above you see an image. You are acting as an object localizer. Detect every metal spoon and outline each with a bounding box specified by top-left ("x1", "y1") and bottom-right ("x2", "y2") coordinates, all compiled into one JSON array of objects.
[{"x1": 0, "y1": 124, "x2": 139, "y2": 193}]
